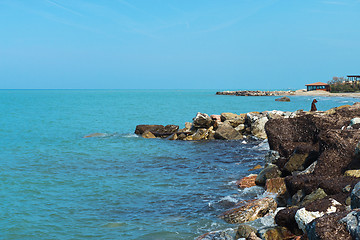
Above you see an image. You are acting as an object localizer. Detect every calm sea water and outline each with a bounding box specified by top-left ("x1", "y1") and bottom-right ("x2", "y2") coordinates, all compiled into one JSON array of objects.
[{"x1": 1, "y1": 90, "x2": 358, "y2": 240}]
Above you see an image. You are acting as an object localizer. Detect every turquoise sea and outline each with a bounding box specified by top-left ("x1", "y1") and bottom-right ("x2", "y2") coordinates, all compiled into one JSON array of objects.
[{"x1": 1, "y1": 90, "x2": 358, "y2": 240}]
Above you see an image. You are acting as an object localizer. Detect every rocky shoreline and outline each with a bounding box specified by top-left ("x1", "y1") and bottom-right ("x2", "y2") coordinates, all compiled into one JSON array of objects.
[
  {"x1": 216, "y1": 90, "x2": 295, "y2": 96},
  {"x1": 135, "y1": 103, "x2": 360, "y2": 240}
]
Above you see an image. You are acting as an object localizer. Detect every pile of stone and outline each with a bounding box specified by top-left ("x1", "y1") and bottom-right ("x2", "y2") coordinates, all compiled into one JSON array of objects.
[
  {"x1": 197, "y1": 103, "x2": 360, "y2": 240},
  {"x1": 216, "y1": 90, "x2": 294, "y2": 96},
  {"x1": 135, "y1": 110, "x2": 298, "y2": 141}
]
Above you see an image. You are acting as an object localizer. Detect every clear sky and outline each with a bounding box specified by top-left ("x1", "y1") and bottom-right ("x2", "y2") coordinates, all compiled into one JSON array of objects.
[{"x1": 1, "y1": 0, "x2": 359, "y2": 89}]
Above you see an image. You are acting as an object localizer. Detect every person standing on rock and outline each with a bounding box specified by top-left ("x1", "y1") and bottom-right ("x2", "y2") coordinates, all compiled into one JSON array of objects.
[{"x1": 310, "y1": 99, "x2": 318, "y2": 111}]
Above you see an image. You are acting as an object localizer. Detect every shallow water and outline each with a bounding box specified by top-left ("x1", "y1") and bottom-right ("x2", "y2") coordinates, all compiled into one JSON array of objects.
[{"x1": 1, "y1": 90, "x2": 358, "y2": 239}]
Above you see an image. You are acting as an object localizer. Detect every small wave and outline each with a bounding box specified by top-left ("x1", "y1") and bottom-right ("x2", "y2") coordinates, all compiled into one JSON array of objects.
[
  {"x1": 252, "y1": 140, "x2": 270, "y2": 151},
  {"x1": 122, "y1": 133, "x2": 139, "y2": 138},
  {"x1": 219, "y1": 195, "x2": 238, "y2": 203},
  {"x1": 241, "y1": 140, "x2": 247, "y2": 144}
]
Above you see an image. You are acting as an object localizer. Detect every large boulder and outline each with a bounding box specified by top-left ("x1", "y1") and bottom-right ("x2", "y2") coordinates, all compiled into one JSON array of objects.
[
  {"x1": 306, "y1": 212, "x2": 351, "y2": 240},
  {"x1": 295, "y1": 198, "x2": 345, "y2": 232},
  {"x1": 193, "y1": 112, "x2": 213, "y2": 128},
  {"x1": 214, "y1": 123, "x2": 243, "y2": 140},
  {"x1": 220, "y1": 197, "x2": 277, "y2": 224},
  {"x1": 284, "y1": 153, "x2": 309, "y2": 173},
  {"x1": 135, "y1": 125, "x2": 164, "y2": 135},
  {"x1": 351, "y1": 181, "x2": 360, "y2": 209},
  {"x1": 135, "y1": 124, "x2": 179, "y2": 137},
  {"x1": 340, "y1": 210, "x2": 360, "y2": 240}
]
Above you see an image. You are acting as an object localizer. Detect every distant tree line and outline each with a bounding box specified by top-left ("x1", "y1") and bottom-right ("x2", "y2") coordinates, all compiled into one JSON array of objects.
[{"x1": 327, "y1": 77, "x2": 360, "y2": 93}]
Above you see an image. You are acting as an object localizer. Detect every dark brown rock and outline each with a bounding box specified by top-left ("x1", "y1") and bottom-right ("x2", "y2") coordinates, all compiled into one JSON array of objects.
[
  {"x1": 255, "y1": 164, "x2": 282, "y2": 186},
  {"x1": 134, "y1": 124, "x2": 179, "y2": 137},
  {"x1": 193, "y1": 112, "x2": 213, "y2": 128},
  {"x1": 306, "y1": 212, "x2": 351, "y2": 240},
  {"x1": 275, "y1": 207, "x2": 302, "y2": 235},
  {"x1": 275, "y1": 96, "x2": 291, "y2": 102}
]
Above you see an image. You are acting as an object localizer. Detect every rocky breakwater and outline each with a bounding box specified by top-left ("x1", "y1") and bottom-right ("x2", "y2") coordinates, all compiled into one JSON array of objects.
[
  {"x1": 135, "y1": 110, "x2": 296, "y2": 141},
  {"x1": 197, "y1": 103, "x2": 360, "y2": 240},
  {"x1": 216, "y1": 90, "x2": 294, "y2": 96}
]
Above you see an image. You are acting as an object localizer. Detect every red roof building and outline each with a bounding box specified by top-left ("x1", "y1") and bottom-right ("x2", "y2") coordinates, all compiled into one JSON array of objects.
[{"x1": 305, "y1": 82, "x2": 330, "y2": 91}]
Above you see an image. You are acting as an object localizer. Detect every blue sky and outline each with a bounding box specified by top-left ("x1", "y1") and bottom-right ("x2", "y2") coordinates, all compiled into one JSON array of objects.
[{"x1": 1, "y1": 0, "x2": 359, "y2": 89}]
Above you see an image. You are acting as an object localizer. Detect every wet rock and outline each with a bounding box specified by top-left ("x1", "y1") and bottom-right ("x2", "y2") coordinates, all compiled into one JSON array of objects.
[
  {"x1": 307, "y1": 212, "x2": 351, "y2": 240},
  {"x1": 142, "y1": 131, "x2": 156, "y2": 139},
  {"x1": 255, "y1": 164, "x2": 282, "y2": 186},
  {"x1": 284, "y1": 153, "x2": 309, "y2": 173},
  {"x1": 275, "y1": 96, "x2": 291, "y2": 102},
  {"x1": 344, "y1": 170, "x2": 360, "y2": 178},
  {"x1": 235, "y1": 224, "x2": 257, "y2": 239},
  {"x1": 351, "y1": 181, "x2": 360, "y2": 209},
  {"x1": 193, "y1": 112, "x2": 213, "y2": 128},
  {"x1": 135, "y1": 125, "x2": 163, "y2": 135},
  {"x1": 251, "y1": 117, "x2": 268, "y2": 139},
  {"x1": 214, "y1": 123, "x2": 243, "y2": 140},
  {"x1": 264, "y1": 150, "x2": 280, "y2": 165},
  {"x1": 220, "y1": 197, "x2": 277, "y2": 224},
  {"x1": 195, "y1": 228, "x2": 236, "y2": 240},
  {"x1": 295, "y1": 198, "x2": 344, "y2": 232},
  {"x1": 258, "y1": 226, "x2": 295, "y2": 240},
  {"x1": 248, "y1": 165, "x2": 262, "y2": 171},
  {"x1": 134, "y1": 124, "x2": 179, "y2": 137},
  {"x1": 236, "y1": 174, "x2": 257, "y2": 189},
  {"x1": 340, "y1": 210, "x2": 360, "y2": 240},
  {"x1": 265, "y1": 177, "x2": 289, "y2": 206}
]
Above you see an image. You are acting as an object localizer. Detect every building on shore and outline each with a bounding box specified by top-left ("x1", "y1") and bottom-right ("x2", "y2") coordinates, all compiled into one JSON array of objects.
[
  {"x1": 305, "y1": 82, "x2": 330, "y2": 91},
  {"x1": 347, "y1": 75, "x2": 360, "y2": 82}
]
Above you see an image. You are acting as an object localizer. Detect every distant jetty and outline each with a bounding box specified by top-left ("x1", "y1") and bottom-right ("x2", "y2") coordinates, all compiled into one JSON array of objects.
[{"x1": 216, "y1": 90, "x2": 294, "y2": 96}]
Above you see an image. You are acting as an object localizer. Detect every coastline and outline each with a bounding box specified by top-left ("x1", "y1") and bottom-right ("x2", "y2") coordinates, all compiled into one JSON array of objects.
[
  {"x1": 136, "y1": 102, "x2": 360, "y2": 240},
  {"x1": 217, "y1": 89, "x2": 360, "y2": 98}
]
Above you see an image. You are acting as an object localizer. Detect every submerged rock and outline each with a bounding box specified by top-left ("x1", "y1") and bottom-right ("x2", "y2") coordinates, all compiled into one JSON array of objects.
[
  {"x1": 275, "y1": 96, "x2": 290, "y2": 102},
  {"x1": 83, "y1": 132, "x2": 108, "y2": 138},
  {"x1": 135, "y1": 124, "x2": 179, "y2": 137}
]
